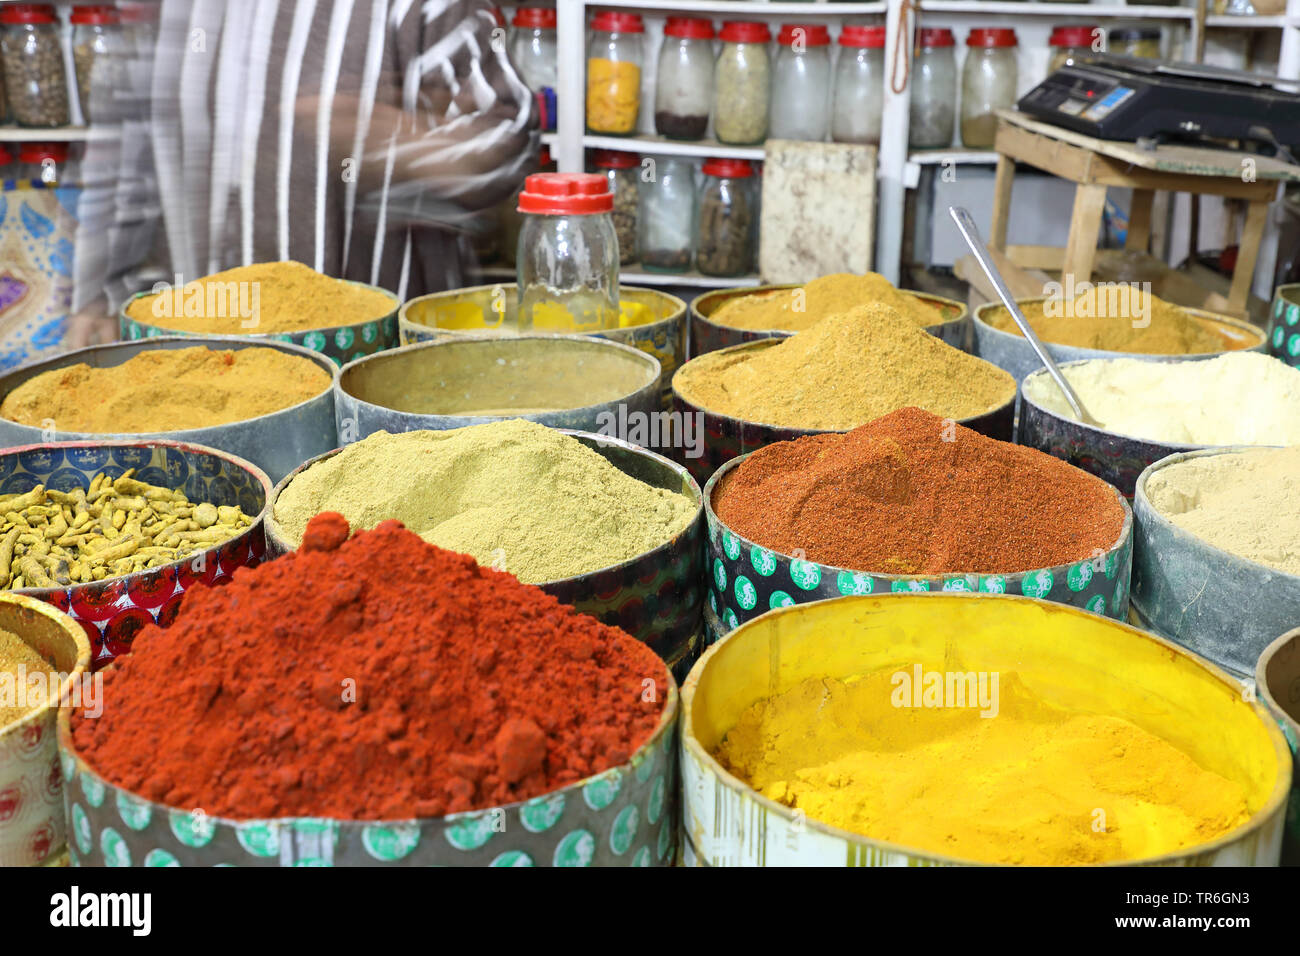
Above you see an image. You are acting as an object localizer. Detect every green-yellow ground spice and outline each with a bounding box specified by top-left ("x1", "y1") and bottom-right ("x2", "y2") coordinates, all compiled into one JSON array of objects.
[{"x1": 272, "y1": 420, "x2": 698, "y2": 582}]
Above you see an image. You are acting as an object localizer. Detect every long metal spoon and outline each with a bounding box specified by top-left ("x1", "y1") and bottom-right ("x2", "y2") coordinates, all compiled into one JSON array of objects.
[{"x1": 948, "y1": 205, "x2": 1103, "y2": 428}]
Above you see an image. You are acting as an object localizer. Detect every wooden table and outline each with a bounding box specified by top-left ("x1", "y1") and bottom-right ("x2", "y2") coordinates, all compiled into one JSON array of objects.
[{"x1": 989, "y1": 110, "x2": 1300, "y2": 313}]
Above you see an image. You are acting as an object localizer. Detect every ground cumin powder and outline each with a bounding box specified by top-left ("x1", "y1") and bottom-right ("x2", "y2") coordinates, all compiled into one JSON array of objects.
[
  {"x1": 709, "y1": 272, "x2": 945, "y2": 332},
  {"x1": 716, "y1": 670, "x2": 1249, "y2": 865},
  {"x1": 714, "y1": 407, "x2": 1125, "y2": 574},
  {"x1": 985, "y1": 286, "x2": 1240, "y2": 354},
  {"x1": 0, "y1": 347, "x2": 331, "y2": 433},
  {"x1": 125, "y1": 260, "x2": 395, "y2": 333},
  {"x1": 674, "y1": 305, "x2": 1015, "y2": 430},
  {"x1": 273, "y1": 420, "x2": 697, "y2": 582}
]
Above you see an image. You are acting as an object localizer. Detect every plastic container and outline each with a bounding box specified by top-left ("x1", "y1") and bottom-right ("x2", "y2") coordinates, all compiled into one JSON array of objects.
[
  {"x1": 1048, "y1": 25, "x2": 1099, "y2": 75},
  {"x1": 586, "y1": 11, "x2": 643, "y2": 135},
  {"x1": 714, "y1": 21, "x2": 771, "y2": 146},
  {"x1": 961, "y1": 28, "x2": 1018, "y2": 149},
  {"x1": 1110, "y1": 27, "x2": 1161, "y2": 59},
  {"x1": 639, "y1": 156, "x2": 696, "y2": 273},
  {"x1": 0, "y1": 4, "x2": 71, "y2": 128},
  {"x1": 697, "y1": 159, "x2": 757, "y2": 279},
  {"x1": 592, "y1": 149, "x2": 640, "y2": 265},
  {"x1": 71, "y1": 4, "x2": 123, "y2": 124},
  {"x1": 655, "y1": 17, "x2": 714, "y2": 140},
  {"x1": 770, "y1": 24, "x2": 832, "y2": 142},
  {"x1": 516, "y1": 172, "x2": 621, "y2": 333},
  {"x1": 509, "y1": 7, "x2": 557, "y2": 93},
  {"x1": 19, "y1": 141, "x2": 66, "y2": 185},
  {"x1": 831, "y1": 25, "x2": 885, "y2": 146},
  {"x1": 909, "y1": 28, "x2": 957, "y2": 149}
]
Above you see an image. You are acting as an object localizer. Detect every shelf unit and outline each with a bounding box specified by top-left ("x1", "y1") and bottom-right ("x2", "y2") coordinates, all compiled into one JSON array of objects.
[
  {"x1": 552, "y1": 0, "x2": 1300, "y2": 289},
  {"x1": 0, "y1": 126, "x2": 119, "y2": 143}
]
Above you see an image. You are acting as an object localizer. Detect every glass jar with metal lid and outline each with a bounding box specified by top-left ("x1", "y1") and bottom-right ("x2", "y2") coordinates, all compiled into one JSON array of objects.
[
  {"x1": 831, "y1": 25, "x2": 886, "y2": 145},
  {"x1": 960, "y1": 27, "x2": 1018, "y2": 149},
  {"x1": 655, "y1": 17, "x2": 714, "y2": 140},
  {"x1": 516, "y1": 173, "x2": 621, "y2": 333},
  {"x1": 586, "y1": 11, "x2": 644, "y2": 135},
  {"x1": 770, "y1": 23, "x2": 832, "y2": 142},
  {"x1": 714, "y1": 21, "x2": 772, "y2": 146},
  {"x1": 909, "y1": 28, "x2": 957, "y2": 149},
  {"x1": 1, "y1": 3, "x2": 71, "y2": 128}
]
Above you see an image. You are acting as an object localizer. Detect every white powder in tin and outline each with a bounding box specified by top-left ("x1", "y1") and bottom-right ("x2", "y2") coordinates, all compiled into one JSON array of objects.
[
  {"x1": 1024, "y1": 352, "x2": 1300, "y2": 445},
  {"x1": 1145, "y1": 447, "x2": 1300, "y2": 576}
]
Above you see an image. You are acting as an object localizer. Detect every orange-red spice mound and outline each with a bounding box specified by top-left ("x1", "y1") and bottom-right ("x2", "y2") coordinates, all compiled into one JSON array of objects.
[
  {"x1": 71, "y1": 513, "x2": 667, "y2": 821},
  {"x1": 713, "y1": 407, "x2": 1126, "y2": 575}
]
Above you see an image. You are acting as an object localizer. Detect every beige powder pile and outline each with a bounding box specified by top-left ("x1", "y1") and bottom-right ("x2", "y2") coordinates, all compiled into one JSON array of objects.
[{"x1": 1145, "y1": 447, "x2": 1300, "y2": 575}]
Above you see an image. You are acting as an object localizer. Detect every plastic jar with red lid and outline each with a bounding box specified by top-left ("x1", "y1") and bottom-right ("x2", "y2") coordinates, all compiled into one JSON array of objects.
[
  {"x1": 832, "y1": 25, "x2": 886, "y2": 145},
  {"x1": 961, "y1": 28, "x2": 1018, "y2": 149},
  {"x1": 516, "y1": 172, "x2": 621, "y2": 332},
  {"x1": 655, "y1": 17, "x2": 714, "y2": 140},
  {"x1": 910, "y1": 28, "x2": 956, "y2": 149},
  {"x1": 586, "y1": 12, "x2": 644, "y2": 135},
  {"x1": 698, "y1": 158, "x2": 758, "y2": 278},
  {"x1": 771, "y1": 24, "x2": 832, "y2": 142},
  {"x1": 714, "y1": 22, "x2": 771, "y2": 146},
  {"x1": 1, "y1": 4, "x2": 70, "y2": 128}
]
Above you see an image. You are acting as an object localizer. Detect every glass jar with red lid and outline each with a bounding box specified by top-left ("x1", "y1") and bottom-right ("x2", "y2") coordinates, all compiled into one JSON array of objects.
[
  {"x1": 516, "y1": 172, "x2": 621, "y2": 333},
  {"x1": 1, "y1": 3, "x2": 70, "y2": 128},
  {"x1": 71, "y1": 4, "x2": 125, "y2": 124},
  {"x1": 770, "y1": 24, "x2": 832, "y2": 142},
  {"x1": 832, "y1": 25, "x2": 886, "y2": 145},
  {"x1": 910, "y1": 28, "x2": 956, "y2": 149},
  {"x1": 655, "y1": 17, "x2": 714, "y2": 140},
  {"x1": 697, "y1": 158, "x2": 758, "y2": 278},
  {"x1": 1048, "y1": 25, "x2": 1100, "y2": 75},
  {"x1": 960, "y1": 27, "x2": 1018, "y2": 149},
  {"x1": 714, "y1": 21, "x2": 771, "y2": 146},
  {"x1": 591, "y1": 149, "x2": 640, "y2": 265},
  {"x1": 19, "y1": 141, "x2": 69, "y2": 185},
  {"x1": 586, "y1": 12, "x2": 644, "y2": 135}
]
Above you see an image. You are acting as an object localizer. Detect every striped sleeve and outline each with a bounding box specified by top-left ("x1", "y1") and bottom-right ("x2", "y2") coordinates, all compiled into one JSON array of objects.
[{"x1": 362, "y1": 0, "x2": 538, "y2": 229}]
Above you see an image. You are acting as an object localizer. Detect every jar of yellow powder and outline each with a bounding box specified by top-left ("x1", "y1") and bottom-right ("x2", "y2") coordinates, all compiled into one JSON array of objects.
[{"x1": 586, "y1": 12, "x2": 644, "y2": 135}]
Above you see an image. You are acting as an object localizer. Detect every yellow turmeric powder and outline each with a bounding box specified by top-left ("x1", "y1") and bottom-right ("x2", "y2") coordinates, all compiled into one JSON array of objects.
[
  {"x1": 125, "y1": 260, "x2": 396, "y2": 334},
  {"x1": 708, "y1": 272, "x2": 945, "y2": 332},
  {"x1": 717, "y1": 670, "x2": 1251, "y2": 865}
]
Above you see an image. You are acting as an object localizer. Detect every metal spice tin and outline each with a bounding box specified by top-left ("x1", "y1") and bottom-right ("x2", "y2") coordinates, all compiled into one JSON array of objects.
[{"x1": 1266, "y1": 283, "x2": 1300, "y2": 366}]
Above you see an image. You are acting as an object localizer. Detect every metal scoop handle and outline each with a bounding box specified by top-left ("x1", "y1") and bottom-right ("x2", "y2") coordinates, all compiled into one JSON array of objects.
[{"x1": 948, "y1": 206, "x2": 1101, "y2": 427}]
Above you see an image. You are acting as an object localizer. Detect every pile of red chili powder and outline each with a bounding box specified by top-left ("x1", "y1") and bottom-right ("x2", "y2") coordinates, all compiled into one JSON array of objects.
[
  {"x1": 713, "y1": 407, "x2": 1125, "y2": 574},
  {"x1": 70, "y1": 513, "x2": 667, "y2": 820}
]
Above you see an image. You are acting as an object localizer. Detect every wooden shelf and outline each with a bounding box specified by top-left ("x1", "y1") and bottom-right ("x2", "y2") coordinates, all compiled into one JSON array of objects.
[
  {"x1": 909, "y1": 149, "x2": 1000, "y2": 165},
  {"x1": 580, "y1": 0, "x2": 886, "y2": 15},
  {"x1": 1205, "y1": 13, "x2": 1293, "y2": 27},
  {"x1": 583, "y1": 133, "x2": 765, "y2": 161},
  {"x1": 0, "y1": 125, "x2": 119, "y2": 143}
]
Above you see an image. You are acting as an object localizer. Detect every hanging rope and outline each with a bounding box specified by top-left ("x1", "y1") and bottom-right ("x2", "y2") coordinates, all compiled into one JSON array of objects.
[{"x1": 890, "y1": 0, "x2": 918, "y2": 95}]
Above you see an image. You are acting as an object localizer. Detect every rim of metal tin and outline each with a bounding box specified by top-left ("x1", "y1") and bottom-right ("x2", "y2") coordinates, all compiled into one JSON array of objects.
[
  {"x1": 0, "y1": 335, "x2": 338, "y2": 439},
  {"x1": 1134, "y1": 445, "x2": 1300, "y2": 586},
  {"x1": 335, "y1": 334, "x2": 662, "y2": 423},
  {"x1": 1018, "y1": 358, "x2": 1254, "y2": 454},
  {"x1": 974, "y1": 297, "x2": 1268, "y2": 354},
  {"x1": 702, "y1": 451, "x2": 1133, "y2": 582},
  {"x1": 1275, "y1": 283, "x2": 1300, "y2": 307},
  {"x1": 690, "y1": 283, "x2": 969, "y2": 336},
  {"x1": 672, "y1": 337, "x2": 1017, "y2": 432},
  {"x1": 0, "y1": 438, "x2": 274, "y2": 598},
  {"x1": 681, "y1": 591, "x2": 1294, "y2": 867},
  {"x1": 1256, "y1": 628, "x2": 1300, "y2": 739},
  {"x1": 119, "y1": 278, "x2": 400, "y2": 338},
  {"x1": 398, "y1": 282, "x2": 688, "y2": 337},
  {"x1": 0, "y1": 593, "x2": 91, "y2": 739},
  {"x1": 265, "y1": 427, "x2": 703, "y2": 586},
  {"x1": 57, "y1": 669, "x2": 679, "y2": 830}
]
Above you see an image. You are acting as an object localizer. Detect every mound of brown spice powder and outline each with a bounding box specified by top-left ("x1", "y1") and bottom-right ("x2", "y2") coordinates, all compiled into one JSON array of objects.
[{"x1": 713, "y1": 407, "x2": 1126, "y2": 575}]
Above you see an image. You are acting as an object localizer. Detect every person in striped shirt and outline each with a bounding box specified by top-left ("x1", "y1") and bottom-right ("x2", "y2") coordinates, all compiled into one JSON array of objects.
[{"x1": 145, "y1": 0, "x2": 539, "y2": 300}]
